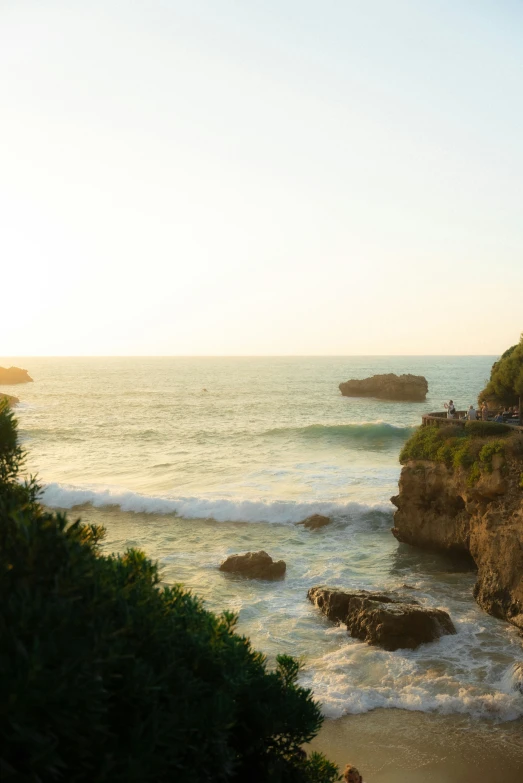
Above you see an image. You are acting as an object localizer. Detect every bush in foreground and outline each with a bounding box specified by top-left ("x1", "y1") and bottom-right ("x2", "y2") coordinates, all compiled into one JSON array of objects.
[{"x1": 0, "y1": 402, "x2": 339, "y2": 783}]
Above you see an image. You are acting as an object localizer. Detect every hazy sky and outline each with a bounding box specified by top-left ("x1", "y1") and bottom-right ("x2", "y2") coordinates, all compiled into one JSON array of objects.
[{"x1": 2, "y1": 0, "x2": 522, "y2": 356}]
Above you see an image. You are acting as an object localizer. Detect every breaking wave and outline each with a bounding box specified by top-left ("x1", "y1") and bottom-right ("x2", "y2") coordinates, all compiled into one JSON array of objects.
[
  {"x1": 265, "y1": 421, "x2": 416, "y2": 445},
  {"x1": 40, "y1": 482, "x2": 393, "y2": 525}
]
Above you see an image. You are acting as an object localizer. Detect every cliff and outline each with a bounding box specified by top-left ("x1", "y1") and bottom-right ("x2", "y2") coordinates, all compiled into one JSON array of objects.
[
  {"x1": 392, "y1": 426, "x2": 523, "y2": 630},
  {"x1": 339, "y1": 373, "x2": 428, "y2": 402},
  {"x1": 0, "y1": 366, "x2": 33, "y2": 384}
]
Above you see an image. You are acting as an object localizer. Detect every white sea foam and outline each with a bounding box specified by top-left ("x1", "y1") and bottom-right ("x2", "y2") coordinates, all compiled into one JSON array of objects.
[
  {"x1": 41, "y1": 482, "x2": 393, "y2": 524},
  {"x1": 302, "y1": 641, "x2": 523, "y2": 722}
]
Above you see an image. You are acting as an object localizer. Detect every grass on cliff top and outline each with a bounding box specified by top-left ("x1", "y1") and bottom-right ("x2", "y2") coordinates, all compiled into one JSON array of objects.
[{"x1": 400, "y1": 422, "x2": 523, "y2": 471}]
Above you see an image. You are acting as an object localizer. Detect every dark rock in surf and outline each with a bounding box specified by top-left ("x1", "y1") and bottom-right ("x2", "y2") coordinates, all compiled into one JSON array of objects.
[
  {"x1": 0, "y1": 393, "x2": 19, "y2": 407},
  {"x1": 219, "y1": 551, "x2": 286, "y2": 580},
  {"x1": 296, "y1": 514, "x2": 331, "y2": 530},
  {"x1": 307, "y1": 586, "x2": 455, "y2": 651},
  {"x1": 0, "y1": 366, "x2": 33, "y2": 384},
  {"x1": 339, "y1": 373, "x2": 428, "y2": 402},
  {"x1": 343, "y1": 765, "x2": 363, "y2": 783}
]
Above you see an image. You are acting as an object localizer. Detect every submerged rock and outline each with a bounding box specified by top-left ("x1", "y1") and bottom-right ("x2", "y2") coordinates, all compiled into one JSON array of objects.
[
  {"x1": 307, "y1": 586, "x2": 455, "y2": 651},
  {"x1": 0, "y1": 393, "x2": 19, "y2": 407},
  {"x1": 219, "y1": 551, "x2": 286, "y2": 580},
  {"x1": 0, "y1": 366, "x2": 33, "y2": 384},
  {"x1": 339, "y1": 373, "x2": 428, "y2": 402},
  {"x1": 296, "y1": 514, "x2": 331, "y2": 530}
]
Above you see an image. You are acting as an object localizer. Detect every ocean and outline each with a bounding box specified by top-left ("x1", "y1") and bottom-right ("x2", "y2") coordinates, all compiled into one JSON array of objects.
[{"x1": 3, "y1": 356, "x2": 523, "y2": 727}]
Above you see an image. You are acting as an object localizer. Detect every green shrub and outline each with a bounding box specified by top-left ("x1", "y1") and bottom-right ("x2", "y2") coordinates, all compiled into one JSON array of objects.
[
  {"x1": 467, "y1": 463, "x2": 481, "y2": 486},
  {"x1": 400, "y1": 425, "x2": 508, "y2": 480},
  {"x1": 478, "y1": 334, "x2": 523, "y2": 408},
  {"x1": 464, "y1": 421, "x2": 512, "y2": 437},
  {"x1": 478, "y1": 441, "x2": 505, "y2": 472},
  {"x1": 0, "y1": 404, "x2": 339, "y2": 783}
]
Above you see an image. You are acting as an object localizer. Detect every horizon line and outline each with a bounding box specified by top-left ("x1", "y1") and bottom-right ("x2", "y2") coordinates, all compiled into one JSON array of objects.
[{"x1": 0, "y1": 354, "x2": 499, "y2": 359}]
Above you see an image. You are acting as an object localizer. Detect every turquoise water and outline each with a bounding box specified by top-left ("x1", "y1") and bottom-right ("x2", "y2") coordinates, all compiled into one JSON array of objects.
[{"x1": 2, "y1": 356, "x2": 522, "y2": 721}]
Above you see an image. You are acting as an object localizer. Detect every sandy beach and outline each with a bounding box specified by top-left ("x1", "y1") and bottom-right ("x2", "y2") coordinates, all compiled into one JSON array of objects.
[{"x1": 311, "y1": 710, "x2": 523, "y2": 782}]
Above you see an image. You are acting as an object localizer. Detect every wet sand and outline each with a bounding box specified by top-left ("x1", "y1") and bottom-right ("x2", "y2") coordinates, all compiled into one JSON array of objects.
[{"x1": 310, "y1": 710, "x2": 523, "y2": 782}]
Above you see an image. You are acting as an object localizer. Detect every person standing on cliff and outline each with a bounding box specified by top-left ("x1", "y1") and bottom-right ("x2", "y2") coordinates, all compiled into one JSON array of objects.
[
  {"x1": 445, "y1": 400, "x2": 456, "y2": 418},
  {"x1": 481, "y1": 403, "x2": 489, "y2": 421},
  {"x1": 467, "y1": 405, "x2": 477, "y2": 420}
]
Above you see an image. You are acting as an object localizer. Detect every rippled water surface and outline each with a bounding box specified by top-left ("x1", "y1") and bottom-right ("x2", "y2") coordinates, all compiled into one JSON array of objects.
[{"x1": 2, "y1": 356, "x2": 522, "y2": 723}]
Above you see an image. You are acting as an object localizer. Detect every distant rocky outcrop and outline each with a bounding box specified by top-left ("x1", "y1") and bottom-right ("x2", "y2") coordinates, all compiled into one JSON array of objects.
[
  {"x1": 219, "y1": 551, "x2": 286, "y2": 580},
  {"x1": 307, "y1": 586, "x2": 455, "y2": 650},
  {"x1": 296, "y1": 514, "x2": 331, "y2": 530},
  {"x1": 0, "y1": 393, "x2": 19, "y2": 407},
  {"x1": 0, "y1": 366, "x2": 33, "y2": 384},
  {"x1": 339, "y1": 373, "x2": 428, "y2": 402}
]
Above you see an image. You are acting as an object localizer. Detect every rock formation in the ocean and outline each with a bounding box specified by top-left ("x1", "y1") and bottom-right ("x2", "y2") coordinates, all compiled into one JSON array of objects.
[
  {"x1": 0, "y1": 366, "x2": 33, "y2": 384},
  {"x1": 307, "y1": 586, "x2": 455, "y2": 650},
  {"x1": 296, "y1": 514, "x2": 331, "y2": 530},
  {"x1": 219, "y1": 551, "x2": 286, "y2": 580},
  {"x1": 392, "y1": 425, "x2": 523, "y2": 629},
  {"x1": 339, "y1": 373, "x2": 428, "y2": 402},
  {"x1": 0, "y1": 393, "x2": 19, "y2": 407}
]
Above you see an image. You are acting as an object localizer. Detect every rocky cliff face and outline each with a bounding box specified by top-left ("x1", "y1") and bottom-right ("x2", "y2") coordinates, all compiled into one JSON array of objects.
[
  {"x1": 339, "y1": 373, "x2": 428, "y2": 402},
  {"x1": 391, "y1": 454, "x2": 523, "y2": 630}
]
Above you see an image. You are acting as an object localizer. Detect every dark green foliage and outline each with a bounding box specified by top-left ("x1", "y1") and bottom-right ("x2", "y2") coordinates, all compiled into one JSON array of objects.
[
  {"x1": 478, "y1": 334, "x2": 523, "y2": 407},
  {"x1": 478, "y1": 441, "x2": 505, "y2": 472},
  {"x1": 400, "y1": 425, "x2": 507, "y2": 471},
  {"x1": 463, "y1": 421, "x2": 512, "y2": 437},
  {"x1": 0, "y1": 406, "x2": 339, "y2": 783}
]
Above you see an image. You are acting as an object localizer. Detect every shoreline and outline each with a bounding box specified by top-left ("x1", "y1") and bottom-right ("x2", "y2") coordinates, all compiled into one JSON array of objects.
[{"x1": 310, "y1": 709, "x2": 523, "y2": 782}]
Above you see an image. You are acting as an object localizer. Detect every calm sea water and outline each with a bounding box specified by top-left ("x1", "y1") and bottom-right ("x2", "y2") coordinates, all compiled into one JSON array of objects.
[{"x1": 2, "y1": 356, "x2": 523, "y2": 722}]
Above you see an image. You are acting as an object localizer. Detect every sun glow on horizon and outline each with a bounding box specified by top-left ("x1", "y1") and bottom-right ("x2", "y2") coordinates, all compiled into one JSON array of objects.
[{"x1": 2, "y1": 1, "x2": 523, "y2": 357}]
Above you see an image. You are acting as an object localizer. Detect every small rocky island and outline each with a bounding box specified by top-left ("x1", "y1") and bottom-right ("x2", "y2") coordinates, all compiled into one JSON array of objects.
[
  {"x1": 0, "y1": 366, "x2": 33, "y2": 384},
  {"x1": 339, "y1": 373, "x2": 428, "y2": 402}
]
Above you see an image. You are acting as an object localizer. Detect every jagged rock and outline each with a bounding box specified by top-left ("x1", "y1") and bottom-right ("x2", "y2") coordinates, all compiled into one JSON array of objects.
[
  {"x1": 0, "y1": 393, "x2": 19, "y2": 407},
  {"x1": 339, "y1": 373, "x2": 428, "y2": 402},
  {"x1": 307, "y1": 586, "x2": 455, "y2": 650},
  {"x1": 0, "y1": 366, "x2": 33, "y2": 384},
  {"x1": 343, "y1": 764, "x2": 363, "y2": 783},
  {"x1": 392, "y1": 454, "x2": 523, "y2": 630},
  {"x1": 296, "y1": 514, "x2": 331, "y2": 530},
  {"x1": 219, "y1": 551, "x2": 286, "y2": 580}
]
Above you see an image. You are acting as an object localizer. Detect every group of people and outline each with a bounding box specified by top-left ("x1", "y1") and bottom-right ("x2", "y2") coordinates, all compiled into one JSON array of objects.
[{"x1": 444, "y1": 400, "x2": 520, "y2": 423}]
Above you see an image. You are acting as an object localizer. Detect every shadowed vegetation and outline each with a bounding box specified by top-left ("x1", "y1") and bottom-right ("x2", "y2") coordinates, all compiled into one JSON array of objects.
[
  {"x1": 478, "y1": 335, "x2": 523, "y2": 409},
  {"x1": 0, "y1": 401, "x2": 339, "y2": 783}
]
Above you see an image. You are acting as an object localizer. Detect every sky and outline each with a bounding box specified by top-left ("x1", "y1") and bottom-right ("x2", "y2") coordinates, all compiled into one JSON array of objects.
[{"x1": 1, "y1": 0, "x2": 522, "y2": 356}]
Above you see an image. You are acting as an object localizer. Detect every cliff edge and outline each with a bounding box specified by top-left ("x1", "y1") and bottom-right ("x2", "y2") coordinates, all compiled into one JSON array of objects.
[{"x1": 391, "y1": 423, "x2": 523, "y2": 629}]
